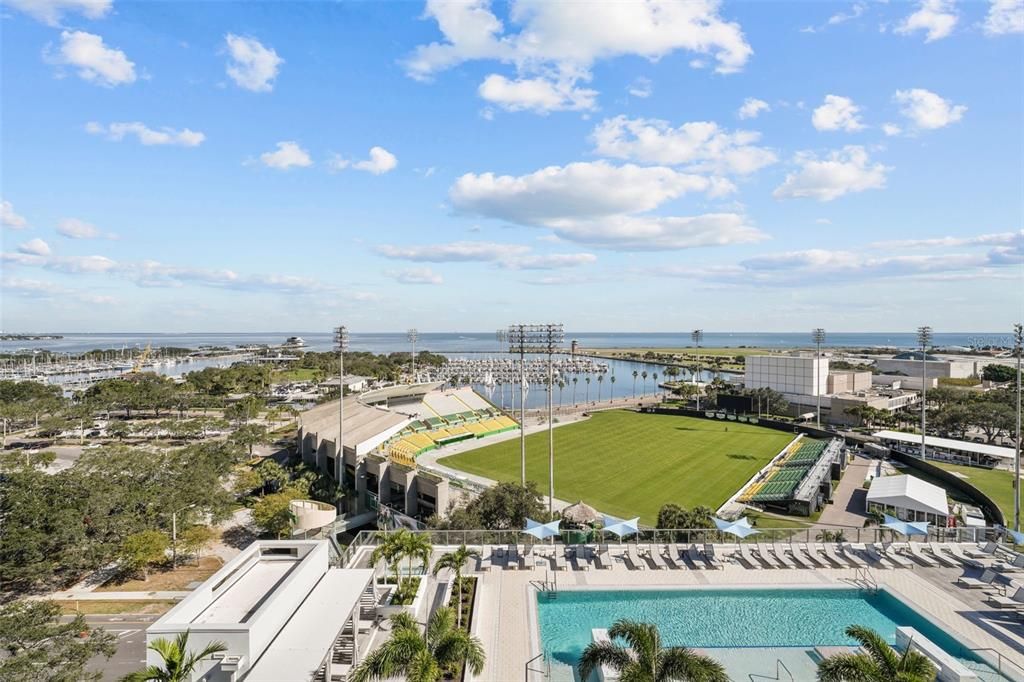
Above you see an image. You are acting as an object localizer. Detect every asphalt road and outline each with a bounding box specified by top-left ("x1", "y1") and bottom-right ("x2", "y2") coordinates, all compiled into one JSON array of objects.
[{"x1": 71, "y1": 614, "x2": 159, "y2": 681}]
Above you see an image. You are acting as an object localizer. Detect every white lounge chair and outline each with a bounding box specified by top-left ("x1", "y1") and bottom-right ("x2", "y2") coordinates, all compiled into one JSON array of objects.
[
  {"x1": 820, "y1": 543, "x2": 848, "y2": 567},
  {"x1": 840, "y1": 543, "x2": 869, "y2": 568},
  {"x1": 687, "y1": 544, "x2": 713, "y2": 569},
  {"x1": 995, "y1": 554, "x2": 1024, "y2": 573},
  {"x1": 505, "y1": 545, "x2": 520, "y2": 570},
  {"x1": 797, "y1": 543, "x2": 829, "y2": 568},
  {"x1": 737, "y1": 543, "x2": 762, "y2": 569},
  {"x1": 647, "y1": 545, "x2": 668, "y2": 570},
  {"x1": 943, "y1": 543, "x2": 988, "y2": 569},
  {"x1": 958, "y1": 568, "x2": 1000, "y2": 589},
  {"x1": 755, "y1": 542, "x2": 783, "y2": 568},
  {"x1": 662, "y1": 544, "x2": 684, "y2": 569},
  {"x1": 704, "y1": 543, "x2": 725, "y2": 569},
  {"x1": 876, "y1": 543, "x2": 914, "y2": 568},
  {"x1": 777, "y1": 543, "x2": 809, "y2": 568},
  {"x1": 988, "y1": 586, "x2": 1024, "y2": 609},
  {"x1": 594, "y1": 545, "x2": 613, "y2": 570},
  {"x1": 574, "y1": 544, "x2": 592, "y2": 571},
  {"x1": 477, "y1": 549, "x2": 493, "y2": 572},
  {"x1": 901, "y1": 542, "x2": 936, "y2": 567},
  {"x1": 624, "y1": 544, "x2": 647, "y2": 571},
  {"x1": 554, "y1": 548, "x2": 567, "y2": 571},
  {"x1": 926, "y1": 543, "x2": 961, "y2": 568}
]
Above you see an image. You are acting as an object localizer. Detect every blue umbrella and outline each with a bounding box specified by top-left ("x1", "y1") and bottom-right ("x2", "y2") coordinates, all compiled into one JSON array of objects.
[
  {"x1": 713, "y1": 516, "x2": 760, "y2": 539},
  {"x1": 524, "y1": 518, "x2": 561, "y2": 540},
  {"x1": 602, "y1": 514, "x2": 640, "y2": 539},
  {"x1": 882, "y1": 514, "x2": 929, "y2": 537}
]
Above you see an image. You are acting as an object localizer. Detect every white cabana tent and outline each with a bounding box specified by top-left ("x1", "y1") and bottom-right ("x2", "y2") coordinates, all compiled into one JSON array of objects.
[{"x1": 866, "y1": 474, "x2": 949, "y2": 526}]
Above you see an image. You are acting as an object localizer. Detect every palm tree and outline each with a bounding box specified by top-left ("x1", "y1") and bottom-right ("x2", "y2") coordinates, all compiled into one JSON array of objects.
[
  {"x1": 558, "y1": 380, "x2": 565, "y2": 406},
  {"x1": 597, "y1": 374, "x2": 604, "y2": 401},
  {"x1": 610, "y1": 374, "x2": 616, "y2": 400},
  {"x1": 398, "y1": 530, "x2": 433, "y2": 598},
  {"x1": 652, "y1": 372, "x2": 659, "y2": 396},
  {"x1": 348, "y1": 608, "x2": 485, "y2": 682},
  {"x1": 585, "y1": 376, "x2": 591, "y2": 402},
  {"x1": 121, "y1": 630, "x2": 227, "y2": 682},
  {"x1": 579, "y1": 619, "x2": 727, "y2": 682},
  {"x1": 641, "y1": 370, "x2": 648, "y2": 395},
  {"x1": 632, "y1": 369, "x2": 639, "y2": 397},
  {"x1": 572, "y1": 376, "x2": 578, "y2": 404},
  {"x1": 370, "y1": 530, "x2": 405, "y2": 586},
  {"x1": 432, "y1": 544, "x2": 480, "y2": 627},
  {"x1": 817, "y1": 625, "x2": 936, "y2": 682}
]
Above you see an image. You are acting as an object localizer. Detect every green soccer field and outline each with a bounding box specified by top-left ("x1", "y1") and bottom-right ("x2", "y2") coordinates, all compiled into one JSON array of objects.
[
  {"x1": 437, "y1": 410, "x2": 795, "y2": 525},
  {"x1": 933, "y1": 462, "x2": 1022, "y2": 524}
]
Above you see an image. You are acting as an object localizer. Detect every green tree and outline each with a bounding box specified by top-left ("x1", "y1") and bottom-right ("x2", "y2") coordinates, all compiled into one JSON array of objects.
[
  {"x1": 397, "y1": 531, "x2": 433, "y2": 599},
  {"x1": 348, "y1": 608, "x2": 485, "y2": 682},
  {"x1": 578, "y1": 619, "x2": 727, "y2": 682},
  {"x1": 119, "y1": 530, "x2": 169, "y2": 581},
  {"x1": 251, "y1": 492, "x2": 297, "y2": 538},
  {"x1": 121, "y1": 630, "x2": 227, "y2": 682},
  {"x1": 0, "y1": 600, "x2": 116, "y2": 682},
  {"x1": 982, "y1": 364, "x2": 1019, "y2": 382},
  {"x1": 432, "y1": 481, "x2": 546, "y2": 530},
  {"x1": 816, "y1": 625, "x2": 936, "y2": 682},
  {"x1": 256, "y1": 459, "x2": 287, "y2": 496},
  {"x1": 230, "y1": 423, "x2": 268, "y2": 459},
  {"x1": 656, "y1": 503, "x2": 687, "y2": 529},
  {"x1": 232, "y1": 466, "x2": 262, "y2": 498},
  {"x1": 432, "y1": 544, "x2": 480, "y2": 627},
  {"x1": 178, "y1": 525, "x2": 216, "y2": 566},
  {"x1": 370, "y1": 530, "x2": 406, "y2": 586}
]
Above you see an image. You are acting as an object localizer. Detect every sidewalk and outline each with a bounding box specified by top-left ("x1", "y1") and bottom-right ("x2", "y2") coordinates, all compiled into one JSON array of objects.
[
  {"x1": 816, "y1": 454, "x2": 873, "y2": 528},
  {"x1": 47, "y1": 590, "x2": 189, "y2": 601}
]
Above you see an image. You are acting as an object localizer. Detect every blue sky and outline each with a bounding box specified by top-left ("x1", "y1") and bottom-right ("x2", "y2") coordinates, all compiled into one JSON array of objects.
[{"x1": 1, "y1": 0, "x2": 1021, "y2": 333}]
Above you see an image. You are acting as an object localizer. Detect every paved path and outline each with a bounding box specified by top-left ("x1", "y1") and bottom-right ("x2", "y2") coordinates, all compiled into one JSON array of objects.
[
  {"x1": 817, "y1": 454, "x2": 876, "y2": 528},
  {"x1": 49, "y1": 590, "x2": 189, "y2": 600}
]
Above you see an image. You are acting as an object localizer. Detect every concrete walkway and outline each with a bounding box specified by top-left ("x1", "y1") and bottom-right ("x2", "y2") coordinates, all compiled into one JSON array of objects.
[
  {"x1": 817, "y1": 454, "x2": 875, "y2": 528},
  {"x1": 47, "y1": 590, "x2": 189, "y2": 601}
]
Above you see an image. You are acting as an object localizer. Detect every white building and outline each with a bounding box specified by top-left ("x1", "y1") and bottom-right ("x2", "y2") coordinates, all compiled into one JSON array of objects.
[
  {"x1": 873, "y1": 430, "x2": 1016, "y2": 467},
  {"x1": 866, "y1": 474, "x2": 950, "y2": 526},
  {"x1": 145, "y1": 540, "x2": 374, "y2": 682},
  {"x1": 745, "y1": 355, "x2": 829, "y2": 396}
]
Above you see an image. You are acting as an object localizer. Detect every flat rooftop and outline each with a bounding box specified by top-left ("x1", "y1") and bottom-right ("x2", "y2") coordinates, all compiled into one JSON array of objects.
[
  {"x1": 873, "y1": 430, "x2": 1016, "y2": 460},
  {"x1": 191, "y1": 558, "x2": 298, "y2": 625}
]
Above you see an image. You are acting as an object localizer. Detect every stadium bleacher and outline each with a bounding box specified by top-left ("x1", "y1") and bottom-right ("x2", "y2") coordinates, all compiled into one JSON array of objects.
[{"x1": 739, "y1": 438, "x2": 830, "y2": 504}]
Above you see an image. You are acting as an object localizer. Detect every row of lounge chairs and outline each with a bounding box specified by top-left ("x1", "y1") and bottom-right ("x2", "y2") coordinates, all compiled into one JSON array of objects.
[{"x1": 473, "y1": 543, "x2": 728, "y2": 572}]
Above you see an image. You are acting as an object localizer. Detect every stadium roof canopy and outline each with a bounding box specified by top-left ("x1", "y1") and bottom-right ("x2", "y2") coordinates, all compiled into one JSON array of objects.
[
  {"x1": 866, "y1": 474, "x2": 949, "y2": 517},
  {"x1": 892, "y1": 351, "x2": 939, "y2": 361},
  {"x1": 873, "y1": 430, "x2": 1016, "y2": 460}
]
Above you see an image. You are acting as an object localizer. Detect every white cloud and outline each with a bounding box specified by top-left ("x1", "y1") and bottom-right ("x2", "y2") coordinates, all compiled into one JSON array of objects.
[
  {"x1": 893, "y1": 88, "x2": 966, "y2": 130},
  {"x1": 882, "y1": 122, "x2": 903, "y2": 136},
  {"x1": 1, "y1": 200, "x2": 29, "y2": 230},
  {"x1": 259, "y1": 141, "x2": 312, "y2": 170},
  {"x1": 627, "y1": 77, "x2": 653, "y2": 98},
  {"x1": 773, "y1": 146, "x2": 890, "y2": 202},
  {"x1": 828, "y1": 2, "x2": 867, "y2": 25},
  {"x1": 47, "y1": 30, "x2": 136, "y2": 87},
  {"x1": 85, "y1": 121, "x2": 205, "y2": 147},
  {"x1": 225, "y1": 34, "x2": 283, "y2": 92},
  {"x1": 502, "y1": 253, "x2": 597, "y2": 269},
  {"x1": 815, "y1": 218, "x2": 833, "y2": 225},
  {"x1": 590, "y1": 116, "x2": 777, "y2": 175},
  {"x1": 18, "y1": 238, "x2": 52, "y2": 256},
  {"x1": 811, "y1": 95, "x2": 865, "y2": 132},
  {"x1": 404, "y1": 0, "x2": 752, "y2": 113},
  {"x1": 2, "y1": 276, "x2": 115, "y2": 305},
  {"x1": 868, "y1": 230, "x2": 1022, "y2": 250},
  {"x1": 737, "y1": 97, "x2": 770, "y2": 120},
  {"x1": 538, "y1": 213, "x2": 765, "y2": 251},
  {"x1": 387, "y1": 267, "x2": 444, "y2": 285},
  {"x1": 56, "y1": 217, "x2": 103, "y2": 239},
  {"x1": 376, "y1": 241, "x2": 529, "y2": 262},
  {"x1": 478, "y1": 74, "x2": 597, "y2": 113},
  {"x1": 6, "y1": 0, "x2": 112, "y2": 26},
  {"x1": 984, "y1": 0, "x2": 1024, "y2": 35},
  {"x1": 896, "y1": 0, "x2": 958, "y2": 42},
  {"x1": 328, "y1": 146, "x2": 398, "y2": 175}
]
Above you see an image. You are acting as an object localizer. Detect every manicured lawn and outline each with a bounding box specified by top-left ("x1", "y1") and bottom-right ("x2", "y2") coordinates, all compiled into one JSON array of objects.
[
  {"x1": 438, "y1": 410, "x2": 794, "y2": 525},
  {"x1": 97, "y1": 556, "x2": 223, "y2": 592},
  {"x1": 56, "y1": 600, "x2": 177, "y2": 615},
  {"x1": 933, "y1": 462, "x2": 1022, "y2": 522}
]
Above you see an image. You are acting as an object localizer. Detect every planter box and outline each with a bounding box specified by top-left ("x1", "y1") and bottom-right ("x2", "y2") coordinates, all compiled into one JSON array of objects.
[{"x1": 376, "y1": 575, "x2": 428, "y2": 620}]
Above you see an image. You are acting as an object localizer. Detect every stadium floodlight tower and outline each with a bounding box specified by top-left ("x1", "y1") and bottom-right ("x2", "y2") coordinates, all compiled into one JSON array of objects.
[
  {"x1": 916, "y1": 326, "x2": 933, "y2": 460},
  {"x1": 812, "y1": 328, "x2": 826, "y2": 428},
  {"x1": 506, "y1": 323, "x2": 564, "y2": 517},
  {"x1": 334, "y1": 325, "x2": 349, "y2": 497},
  {"x1": 407, "y1": 328, "x2": 419, "y2": 382},
  {"x1": 691, "y1": 329, "x2": 704, "y2": 410},
  {"x1": 1014, "y1": 323, "x2": 1023, "y2": 532}
]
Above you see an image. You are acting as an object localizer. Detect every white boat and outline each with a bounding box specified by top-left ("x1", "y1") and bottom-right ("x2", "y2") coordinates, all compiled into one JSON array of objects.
[{"x1": 283, "y1": 336, "x2": 306, "y2": 348}]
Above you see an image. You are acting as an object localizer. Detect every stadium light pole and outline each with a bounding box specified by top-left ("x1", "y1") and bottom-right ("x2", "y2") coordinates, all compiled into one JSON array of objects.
[
  {"x1": 507, "y1": 325, "x2": 529, "y2": 486},
  {"x1": 917, "y1": 326, "x2": 932, "y2": 460},
  {"x1": 691, "y1": 329, "x2": 704, "y2": 410},
  {"x1": 334, "y1": 325, "x2": 349, "y2": 505},
  {"x1": 407, "y1": 328, "x2": 418, "y2": 382},
  {"x1": 496, "y1": 329, "x2": 507, "y2": 409},
  {"x1": 1013, "y1": 323, "x2": 1022, "y2": 532},
  {"x1": 812, "y1": 328, "x2": 826, "y2": 428}
]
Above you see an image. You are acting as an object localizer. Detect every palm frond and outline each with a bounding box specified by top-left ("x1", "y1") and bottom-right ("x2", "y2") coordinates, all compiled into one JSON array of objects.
[
  {"x1": 432, "y1": 628, "x2": 486, "y2": 675},
  {"x1": 816, "y1": 653, "x2": 879, "y2": 682},
  {"x1": 608, "y1": 620, "x2": 659, "y2": 670},
  {"x1": 657, "y1": 646, "x2": 729, "y2": 682},
  {"x1": 425, "y1": 606, "x2": 456, "y2": 647},
  {"x1": 388, "y1": 611, "x2": 420, "y2": 633},
  {"x1": 348, "y1": 629, "x2": 424, "y2": 682},
  {"x1": 846, "y1": 625, "x2": 899, "y2": 674},
  {"x1": 579, "y1": 640, "x2": 635, "y2": 681}
]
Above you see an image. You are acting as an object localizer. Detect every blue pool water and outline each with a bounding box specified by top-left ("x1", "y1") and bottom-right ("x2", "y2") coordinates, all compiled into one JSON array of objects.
[{"x1": 536, "y1": 588, "x2": 983, "y2": 670}]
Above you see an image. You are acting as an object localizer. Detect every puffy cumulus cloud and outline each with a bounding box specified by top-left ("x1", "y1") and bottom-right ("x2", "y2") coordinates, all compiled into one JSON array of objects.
[
  {"x1": 18, "y1": 238, "x2": 52, "y2": 256},
  {"x1": 896, "y1": 0, "x2": 958, "y2": 41},
  {"x1": 590, "y1": 116, "x2": 777, "y2": 175},
  {"x1": 47, "y1": 30, "x2": 136, "y2": 87},
  {"x1": 404, "y1": 0, "x2": 752, "y2": 113},
  {"x1": 56, "y1": 217, "x2": 105, "y2": 239},
  {"x1": 544, "y1": 213, "x2": 765, "y2": 251},
  {"x1": 984, "y1": 0, "x2": 1024, "y2": 35},
  {"x1": 893, "y1": 88, "x2": 966, "y2": 130},
  {"x1": 85, "y1": 121, "x2": 205, "y2": 147},
  {"x1": 328, "y1": 146, "x2": 398, "y2": 175},
  {"x1": 773, "y1": 146, "x2": 890, "y2": 202},
  {"x1": 386, "y1": 267, "x2": 445, "y2": 285},
  {"x1": 225, "y1": 34, "x2": 283, "y2": 92},
  {"x1": 259, "y1": 141, "x2": 312, "y2": 170},
  {"x1": 6, "y1": 0, "x2": 112, "y2": 26},
  {"x1": 882, "y1": 123, "x2": 903, "y2": 136},
  {"x1": 478, "y1": 74, "x2": 597, "y2": 113},
  {"x1": 737, "y1": 97, "x2": 769, "y2": 120},
  {"x1": 1, "y1": 200, "x2": 29, "y2": 230},
  {"x1": 627, "y1": 77, "x2": 653, "y2": 98},
  {"x1": 811, "y1": 95, "x2": 865, "y2": 132}
]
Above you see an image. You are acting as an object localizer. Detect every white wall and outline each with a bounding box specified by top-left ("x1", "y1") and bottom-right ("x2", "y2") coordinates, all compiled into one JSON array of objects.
[{"x1": 745, "y1": 355, "x2": 828, "y2": 396}]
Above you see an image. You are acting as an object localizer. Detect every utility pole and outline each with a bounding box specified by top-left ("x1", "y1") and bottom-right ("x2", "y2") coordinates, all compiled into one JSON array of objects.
[
  {"x1": 812, "y1": 328, "x2": 826, "y2": 428},
  {"x1": 334, "y1": 326, "x2": 349, "y2": 508},
  {"x1": 407, "y1": 328, "x2": 418, "y2": 382},
  {"x1": 916, "y1": 326, "x2": 932, "y2": 460},
  {"x1": 692, "y1": 329, "x2": 704, "y2": 410},
  {"x1": 1014, "y1": 323, "x2": 1022, "y2": 532}
]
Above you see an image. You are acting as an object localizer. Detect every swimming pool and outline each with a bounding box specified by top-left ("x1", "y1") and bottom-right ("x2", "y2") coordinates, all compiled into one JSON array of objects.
[{"x1": 535, "y1": 587, "x2": 996, "y2": 677}]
